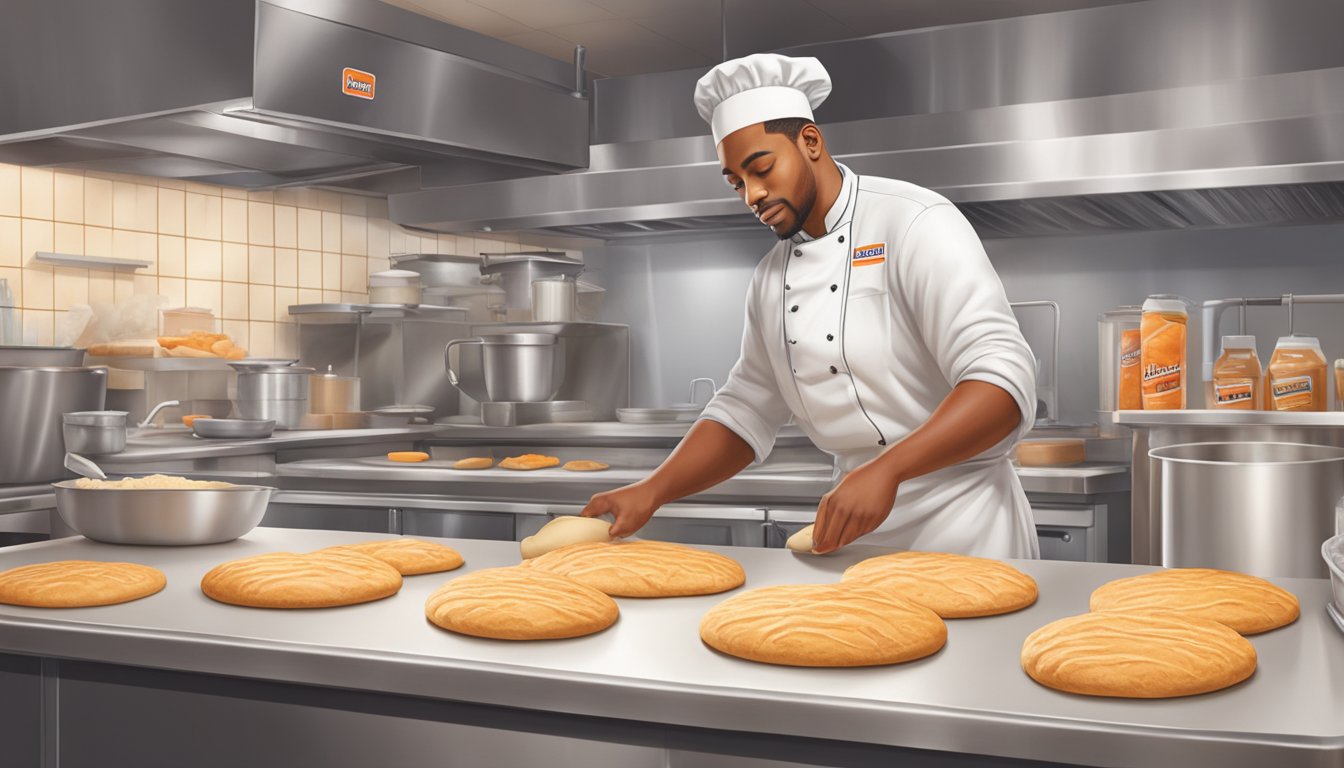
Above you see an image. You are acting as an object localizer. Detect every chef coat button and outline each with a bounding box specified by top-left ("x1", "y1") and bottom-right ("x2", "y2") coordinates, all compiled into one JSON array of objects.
[
  {"x1": 785, "y1": 283, "x2": 791, "y2": 291},
  {"x1": 830, "y1": 284, "x2": 837, "y2": 292},
  {"x1": 878, "y1": 439, "x2": 887, "y2": 446},
  {"x1": 793, "y1": 249, "x2": 802, "y2": 257},
  {"x1": 790, "y1": 305, "x2": 799, "y2": 312},
  {"x1": 789, "y1": 339, "x2": 797, "y2": 345},
  {"x1": 792, "y1": 368, "x2": 797, "y2": 374},
  {"x1": 838, "y1": 236, "x2": 845, "y2": 243},
  {"x1": 829, "y1": 365, "x2": 838, "y2": 374},
  {"x1": 826, "y1": 334, "x2": 834, "y2": 341}
]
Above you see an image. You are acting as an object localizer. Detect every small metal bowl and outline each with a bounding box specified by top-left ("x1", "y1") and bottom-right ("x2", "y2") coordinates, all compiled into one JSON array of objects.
[
  {"x1": 1324, "y1": 533, "x2": 1344, "y2": 618},
  {"x1": 52, "y1": 480, "x2": 273, "y2": 546},
  {"x1": 62, "y1": 411, "x2": 129, "y2": 455},
  {"x1": 192, "y1": 418, "x2": 276, "y2": 439}
]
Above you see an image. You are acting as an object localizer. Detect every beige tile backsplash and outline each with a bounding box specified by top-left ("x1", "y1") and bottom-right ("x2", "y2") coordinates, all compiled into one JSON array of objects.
[{"x1": 0, "y1": 162, "x2": 547, "y2": 355}]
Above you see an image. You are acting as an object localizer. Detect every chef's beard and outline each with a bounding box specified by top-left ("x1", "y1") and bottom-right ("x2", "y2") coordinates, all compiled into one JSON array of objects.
[{"x1": 769, "y1": 164, "x2": 817, "y2": 240}]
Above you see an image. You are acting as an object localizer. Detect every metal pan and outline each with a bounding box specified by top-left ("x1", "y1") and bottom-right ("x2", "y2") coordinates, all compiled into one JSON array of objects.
[
  {"x1": 52, "y1": 480, "x2": 273, "y2": 545},
  {"x1": 192, "y1": 418, "x2": 276, "y2": 439}
]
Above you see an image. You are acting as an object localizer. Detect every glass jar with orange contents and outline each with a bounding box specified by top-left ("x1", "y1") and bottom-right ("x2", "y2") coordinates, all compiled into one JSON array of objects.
[
  {"x1": 1266, "y1": 336, "x2": 1327, "y2": 412},
  {"x1": 1212, "y1": 335, "x2": 1262, "y2": 410},
  {"x1": 1140, "y1": 295, "x2": 1190, "y2": 410}
]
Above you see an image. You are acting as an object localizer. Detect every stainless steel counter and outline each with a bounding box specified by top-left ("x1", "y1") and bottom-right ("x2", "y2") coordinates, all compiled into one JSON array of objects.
[
  {"x1": 0, "y1": 528, "x2": 1338, "y2": 768},
  {"x1": 96, "y1": 425, "x2": 446, "y2": 465}
]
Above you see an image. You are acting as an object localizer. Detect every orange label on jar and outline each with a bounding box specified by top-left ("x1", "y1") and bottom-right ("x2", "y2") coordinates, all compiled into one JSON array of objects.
[
  {"x1": 1214, "y1": 379, "x2": 1255, "y2": 409},
  {"x1": 1270, "y1": 375, "x2": 1314, "y2": 410},
  {"x1": 1118, "y1": 329, "x2": 1142, "y2": 410},
  {"x1": 1140, "y1": 311, "x2": 1187, "y2": 409}
]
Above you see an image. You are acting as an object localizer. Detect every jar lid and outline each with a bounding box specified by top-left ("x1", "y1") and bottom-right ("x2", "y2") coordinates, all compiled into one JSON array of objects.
[
  {"x1": 368, "y1": 269, "x2": 422, "y2": 287},
  {"x1": 1141, "y1": 294, "x2": 1190, "y2": 315},
  {"x1": 1274, "y1": 335, "x2": 1322, "y2": 351},
  {"x1": 1220, "y1": 335, "x2": 1257, "y2": 351}
]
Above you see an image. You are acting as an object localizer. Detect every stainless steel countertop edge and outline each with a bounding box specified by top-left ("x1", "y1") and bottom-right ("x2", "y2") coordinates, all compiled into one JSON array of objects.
[{"x1": 0, "y1": 615, "x2": 1336, "y2": 768}]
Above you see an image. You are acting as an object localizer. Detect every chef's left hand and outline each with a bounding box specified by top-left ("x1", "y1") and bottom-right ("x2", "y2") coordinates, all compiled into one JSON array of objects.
[{"x1": 810, "y1": 461, "x2": 900, "y2": 554}]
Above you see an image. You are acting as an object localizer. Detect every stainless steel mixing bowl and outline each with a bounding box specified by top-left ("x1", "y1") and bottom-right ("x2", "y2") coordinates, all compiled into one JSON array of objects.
[{"x1": 52, "y1": 481, "x2": 273, "y2": 545}]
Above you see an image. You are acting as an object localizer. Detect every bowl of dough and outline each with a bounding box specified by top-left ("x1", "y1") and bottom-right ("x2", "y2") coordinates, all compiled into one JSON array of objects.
[{"x1": 52, "y1": 474, "x2": 273, "y2": 546}]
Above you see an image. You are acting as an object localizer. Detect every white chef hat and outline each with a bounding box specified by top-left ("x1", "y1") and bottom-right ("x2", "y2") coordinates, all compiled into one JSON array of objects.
[{"x1": 693, "y1": 54, "x2": 832, "y2": 145}]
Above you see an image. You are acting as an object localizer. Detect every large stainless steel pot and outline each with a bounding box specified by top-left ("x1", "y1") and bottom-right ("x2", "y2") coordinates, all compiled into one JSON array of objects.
[
  {"x1": 0, "y1": 366, "x2": 106, "y2": 484},
  {"x1": 445, "y1": 333, "x2": 563, "y2": 403},
  {"x1": 1151, "y1": 441, "x2": 1344, "y2": 578},
  {"x1": 234, "y1": 366, "x2": 313, "y2": 429}
]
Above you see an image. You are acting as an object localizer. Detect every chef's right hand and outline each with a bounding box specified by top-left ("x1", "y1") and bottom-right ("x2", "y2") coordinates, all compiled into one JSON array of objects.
[{"x1": 581, "y1": 481, "x2": 662, "y2": 538}]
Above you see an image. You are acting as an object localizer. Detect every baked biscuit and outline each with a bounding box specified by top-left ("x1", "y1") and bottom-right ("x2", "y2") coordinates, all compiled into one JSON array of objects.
[
  {"x1": 562, "y1": 460, "x2": 609, "y2": 472},
  {"x1": 499, "y1": 454, "x2": 560, "y2": 471},
  {"x1": 451, "y1": 457, "x2": 494, "y2": 470},
  {"x1": 1090, "y1": 568, "x2": 1299, "y2": 634},
  {"x1": 520, "y1": 516, "x2": 612, "y2": 560},
  {"x1": 842, "y1": 551, "x2": 1038, "y2": 618},
  {"x1": 201, "y1": 550, "x2": 402, "y2": 608},
  {"x1": 700, "y1": 583, "x2": 946, "y2": 667},
  {"x1": 521, "y1": 540, "x2": 745, "y2": 597},
  {"x1": 321, "y1": 538, "x2": 464, "y2": 576},
  {"x1": 1021, "y1": 611, "x2": 1257, "y2": 698},
  {"x1": 0, "y1": 561, "x2": 166, "y2": 608},
  {"x1": 425, "y1": 567, "x2": 618, "y2": 640}
]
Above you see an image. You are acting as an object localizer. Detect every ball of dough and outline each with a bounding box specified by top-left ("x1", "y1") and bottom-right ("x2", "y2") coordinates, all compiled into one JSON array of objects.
[
  {"x1": 785, "y1": 523, "x2": 815, "y2": 554},
  {"x1": 520, "y1": 516, "x2": 613, "y2": 560}
]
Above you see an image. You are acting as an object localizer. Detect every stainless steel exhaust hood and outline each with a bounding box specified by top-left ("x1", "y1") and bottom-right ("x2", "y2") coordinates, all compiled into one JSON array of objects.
[
  {"x1": 0, "y1": 0, "x2": 589, "y2": 192},
  {"x1": 391, "y1": 0, "x2": 1344, "y2": 239}
]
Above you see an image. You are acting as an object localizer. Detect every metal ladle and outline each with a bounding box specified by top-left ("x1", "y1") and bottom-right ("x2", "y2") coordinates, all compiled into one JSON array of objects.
[{"x1": 64, "y1": 452, "x2": 107, "y2": 481}]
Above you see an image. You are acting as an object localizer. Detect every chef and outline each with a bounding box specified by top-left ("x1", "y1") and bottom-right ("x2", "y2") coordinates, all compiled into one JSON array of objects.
[{"x1": 582, "y1": 54, "x2": 1039, "y2": 558}]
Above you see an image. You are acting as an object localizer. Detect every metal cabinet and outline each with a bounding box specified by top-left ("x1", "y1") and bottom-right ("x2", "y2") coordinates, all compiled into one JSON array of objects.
[
  {"x1": 1032, "y1": 503, "x2": 1108, "y2": 563},
  {"x1": 763, "y1": 508, "x2": 814, "y2": 549},
  {"x1": 265, "y1": 492, "x2": 525, "y2": 541},
  {"x1": 536, "y1": 506, "x2": 767, "y2": 548}
]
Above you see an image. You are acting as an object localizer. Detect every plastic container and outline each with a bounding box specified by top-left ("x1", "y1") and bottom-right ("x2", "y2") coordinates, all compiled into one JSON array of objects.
[
  {"x1": 1266, "y1": 335, "x2": 1327, "y2": 412},
  {"x1": 160, "y1": 307, "x2": 217, "y2": 337},
  {"x1": 1139, "y1": 295, "x2": 1189, "y2": 410},
  {"x1": 368, "y1": 269, "x2": 422, "y2": 306},
  {"x1": 1211, "y1": 335, "x2": 1262, "y2": 410}
]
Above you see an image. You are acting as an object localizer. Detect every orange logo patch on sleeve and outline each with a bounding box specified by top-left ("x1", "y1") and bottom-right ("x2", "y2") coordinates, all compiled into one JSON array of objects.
[
  {"x1": 851, "y1": 242, "x2": 886, "y2": 267},
  {"x1": 342, "y1": 68, "x2": 376, "y2": 100}
]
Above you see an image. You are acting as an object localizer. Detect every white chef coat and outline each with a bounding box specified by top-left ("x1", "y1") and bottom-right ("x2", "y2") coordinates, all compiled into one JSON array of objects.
[{"x1": 700, "y1": 164, "x2": 1040, "y2": 558}]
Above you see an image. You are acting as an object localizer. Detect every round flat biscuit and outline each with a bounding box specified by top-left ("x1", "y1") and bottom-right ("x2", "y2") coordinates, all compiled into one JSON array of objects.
[
  {"x1": 320, "y1": 538, "x2": 464, "y2": 576},
  {"x1": 700, "y1": 583, "x2": 947, "y2": 667},
  {"x1": 201, "y1": 550, "x2": 403, "y2": 608},
  {"x1": 1021, "y1": 611, "x2": 1257, "y2": 698},
  {"x1": 1089, "y1": 568, "x2": 1299, "y2": 634},
  {"x1": 562, "y1": 460, "x2": 609, "y2": 472},
  {"x1": 842, "y1": 551, "x2": 1038, "y2": 618},
  {"x1": 499, "y1": 454, "x2": 560, "y2": 471},
  {"x1": 0, "y1": 561, "x2": 166, "y2": 608},
  {"x1": 452, "y1": 457, "x2": 494, "y2": 470},
  {"x1": 425, "y1": 567, "x2": 618, "y2": 640},
  {"x1": 521, "y1": 540, "x2": 745, "y2": 597}
]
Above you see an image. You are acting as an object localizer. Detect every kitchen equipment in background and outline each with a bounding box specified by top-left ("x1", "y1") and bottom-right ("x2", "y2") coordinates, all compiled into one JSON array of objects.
[
  {"x1": 530, "y1": 275, "x2": 577, "y2": 322},
  {"x1": 368, "y1": 270, "x2": 423, "y2": 306},
  {"x1": 192, "y1": 418, "x2": 276, "y2": 439},
  {"x1": 0, "y1": 365, "x2": 106, "y2": 484},
  {"x1": 160, "y1": 307, "x2": 217, "y2": 337},
  {"x1": 1140, "y1": 295, "x2": 1190, "y2": 410},
  {"x1": 446, "y1": 333, "x2": 564, "y2": 403},
  {"x1": 227, "y1": 358, "x2": 301, "y2": 371},
  {"x1": 1097, "y1": 306, "x2": 1142, "y2": 433},
  {"x1": 665, "y1": 377, "x2": 717, "y2": 420},
  {"x1": 1324, "y1": 534, "x2": 1343, "y2": 633},
  {"x1": 1212, "y1": 336, "x2": 1263, "y2": 410},
  {"x1": 233, "y1": 363, "x2": 314, "y2": 429},
  {"x1": 1009, "y1": 301, "x2": 1059, "y2": 426},
  {"x1": 479, "y1": 252, "x2": 584, "y2": 320},
  {"x1": 1151, "y1": 441, "x2": 1342, "y2": 578},
  {"x1": 615, "y1": 408, "x2": 684, "y2": 424},
  {"x1": 0, "y1": 345, "x2": 86, "y2": 367},
  {"x1": 365, "y1": 405, "x2": 435, "y2": 427},
  {"x1": 1336, "y1": 360, "x2": 1344, "y2": 411},
  {"x1": 62, "y1": 411, "x2": 129, "y2": 455},
  {"x1": 52, "y1": 480, "x2": 272, "y2": 546},
  {"x1": 309, "y1": 366, "x2": 361, "y2": 415},
  {"x1": 137, "y1": 399, "x2": 181, "y2": 428},
  {"x1": 0, "y1": 279, "x2": 16, "y2": 345},
  {"x1": 1266, "y1": 336, "x2": 1327, "y2": 412}
]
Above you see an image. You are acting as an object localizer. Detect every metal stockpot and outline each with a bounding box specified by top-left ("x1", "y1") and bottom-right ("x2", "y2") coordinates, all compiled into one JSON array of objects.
[
  {"x1": 445, "y1": 333, "x2": 563, "y2": 403},
  {"x1": 234, "y1": 366, "x2": 313, "y2": 429},
  {"x1": 0, "y1": 366, "x2": 107, "y2": 483},
  {"x1": 1151, "y1": 441, "x2": 1344, "y2": 578}
]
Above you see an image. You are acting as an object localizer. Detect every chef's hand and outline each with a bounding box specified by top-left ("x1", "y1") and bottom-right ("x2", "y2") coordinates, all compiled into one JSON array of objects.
[
  {"x1": 581, "y1": 481, "x2": 662, "y2": 538},
  {"x1": 810, "y1": 462, "x2": 900, "y2": 554}
]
